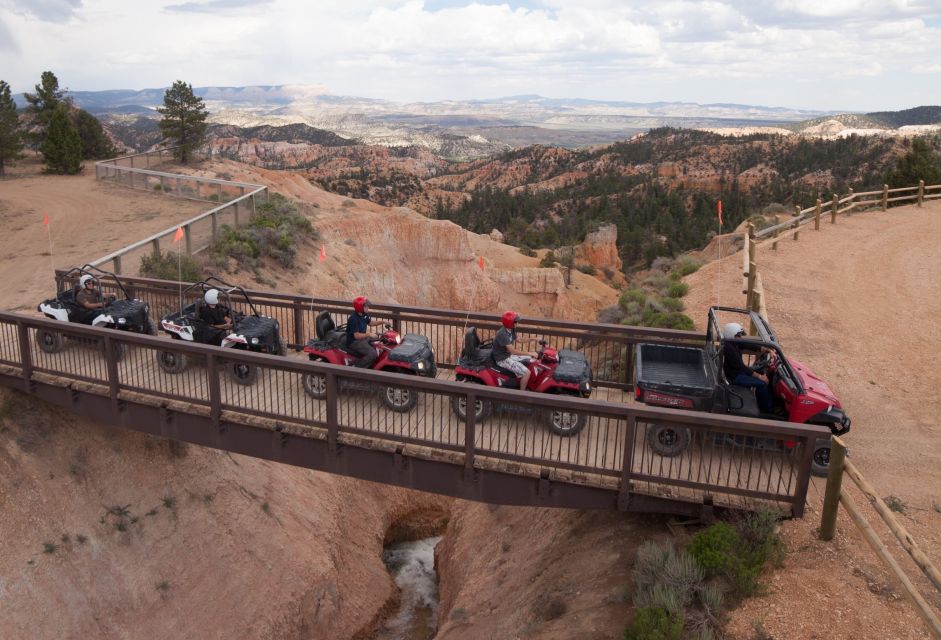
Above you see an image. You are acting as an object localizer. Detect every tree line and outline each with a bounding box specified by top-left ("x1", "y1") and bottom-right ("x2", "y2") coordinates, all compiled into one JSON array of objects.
[{"x1": 0, "y1": 73, "x2": 209, "y2": 175}]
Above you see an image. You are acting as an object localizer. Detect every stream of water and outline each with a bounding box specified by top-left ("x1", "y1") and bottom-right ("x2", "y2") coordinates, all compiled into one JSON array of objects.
[{"x1": 375, "y1": 536, "x2": 442, "y2": 640}]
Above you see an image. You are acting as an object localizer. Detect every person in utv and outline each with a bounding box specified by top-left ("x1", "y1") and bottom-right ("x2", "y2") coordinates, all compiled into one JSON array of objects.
[
  {"x1": 493, "y1": 311, "x2": 539, "y2": 391},
  {"x1": 199, "y1": 289, "x2": 233, "y2": 346},
  {"x1": 75, "y1": 274, "x2": 111, "y2": 323},
  {"x1": 721, "y1": 322, "x2": 773, "y2": 413},
  {"x1": 346, "y1": 296, "x2": 385, "y2": 368}
]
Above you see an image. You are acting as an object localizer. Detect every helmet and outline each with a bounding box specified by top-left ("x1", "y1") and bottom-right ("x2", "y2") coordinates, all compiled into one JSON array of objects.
[
  {"x1": 722, "y1": 322, "x2": 746, "y2": 340},
  {"x1": 79, "y1": 274, "x2": 94, "y2": 288},
  {"x1": 205, "y1": 289, "x2": 220, "y2": 305},
  {"x1": 353, "y1": 296, "x2": 369, "y2": 314},
  {"x1": 501, "y1": 310, "x2": 520, "y2": 329}
]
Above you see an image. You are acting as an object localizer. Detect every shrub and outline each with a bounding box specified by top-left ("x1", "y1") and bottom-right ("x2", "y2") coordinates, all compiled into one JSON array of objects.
[
  {"x1": 672, "y1": 256, "x2": 702, "y2": 278},
  {"x1": 643, "y1": 272, "x2": 671, "y2": 293},
  {"x1": 540, "y1": 250, "x2": 557, "y2": 268},
  {"x1": 667, "y1": 282, "x2": 689, "y2": 298},
  {"x1": 577, "y1": 263, "x2": 597, "y2": 275},
  {"x1": 688, "y1": 522, "x2": 739, "y2": 578},
  {"x1": 624, "y1": 607, "x2": 684, "y2": 640},
  {"x1": 644, "y1": 312, "x2": 695, "y2": 330},
  {"x1": 140, "y1": 249, "x2": 203, "y2": 282},
  {"x1": 660, "y1": 297, "x2": 684, "y2": 312},
  {"x1": 519, "y1": 246, "x2": 537, "y2": 257},
  {"x1": 619, "y1": 288, "x2": 647, "y2": 308}
]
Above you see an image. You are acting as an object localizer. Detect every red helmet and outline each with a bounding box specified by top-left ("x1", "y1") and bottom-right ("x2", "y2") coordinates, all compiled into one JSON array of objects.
[
  {"x1": 501, "y1": 310, "x2": 519, "y2": 329},
  {"x1": 353, "y1": 296, "x2": 369, "y2": 314}
]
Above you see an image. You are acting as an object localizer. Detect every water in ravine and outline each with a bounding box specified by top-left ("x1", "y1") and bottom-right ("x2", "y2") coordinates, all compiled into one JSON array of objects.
[{"x1": 375, "y1": 536, "x2": 442, "y2": 640}]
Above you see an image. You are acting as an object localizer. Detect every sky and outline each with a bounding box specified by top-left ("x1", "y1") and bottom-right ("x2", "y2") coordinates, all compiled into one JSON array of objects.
[{"x1": 1, "y1": 0, "x2": 941, "y2": 112}]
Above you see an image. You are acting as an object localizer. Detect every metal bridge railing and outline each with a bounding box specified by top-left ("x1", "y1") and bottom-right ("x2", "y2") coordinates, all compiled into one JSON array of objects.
[{"x1": 0, "y1": 310, "x2": 825, "y2": 516}]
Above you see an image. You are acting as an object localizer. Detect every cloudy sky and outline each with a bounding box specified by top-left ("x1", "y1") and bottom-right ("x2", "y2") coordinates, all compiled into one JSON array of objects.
[{"x1": 1, "y1": 0, "x2": 940, "y2": 111}]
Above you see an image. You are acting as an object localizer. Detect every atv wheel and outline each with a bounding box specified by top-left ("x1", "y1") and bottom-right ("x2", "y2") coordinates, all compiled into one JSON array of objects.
[
  {"x1": 811, "y1": 437, "x2": 831, "y2": 477},
  {"x1": 450, "y1": 384, "x2": 492, "y2": 422},
  {"x1": 276, "y1": 339, "x2": 288, "y2": 357},
  {"x1": 145, "y1": 319, "x2": 158, "y2": 336},
  {"x1": 545, "y1": 405, "x2": 585, "y2": 437},
  {"x1": 156, "y1": 350, "x2": 188, "y2": 374},
  {"x1": 383, "y1": 385, "x2": 419, "y2": 412},
  {"x1": 646, "y1": 424, "x2": 691, "y2": 457},
  {"x1": 36, "y1": 329, "x2": 64, "y2": 354},
  {"x1": 302, "y1": 359, "x2": 327, "y2": 399},
  {"x1": 228, "y1": 361, "x2": 258, "y2": 386}
]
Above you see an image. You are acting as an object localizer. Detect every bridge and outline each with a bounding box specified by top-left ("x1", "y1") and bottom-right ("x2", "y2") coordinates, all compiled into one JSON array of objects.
[{"x1": 0, "y1": 269, "x2": 825, "y2": 519}]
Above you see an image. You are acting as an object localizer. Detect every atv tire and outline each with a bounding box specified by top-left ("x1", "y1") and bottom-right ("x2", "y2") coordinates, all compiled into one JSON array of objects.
[
  {"x1": 302, "y1": 359, "x2": 327, "y2": 399},
  {"x1": 36, "y1": 329, "x2": 64, "y2": 354},
  {"x1": 811, "y1": 436, "x2": 831, "y2": 477},
  {"x1": 277, "y1": 339, "x2": 288, "y2": 357},
  {"x1": 450, "y1": 381, "x2": 492, "y2": 422},
  {"x1": 646, "y1": 424, "x2": 691, "y2": 457},
  {"x1": 545, "y1": 395, "x2": 585, "y2": 436},
  {"x1": 228, "y1": 361, "x2": 258, "y2": 386},
  {"x1": 156, "y1": 350, "x2": 188, "y2": 374},
  {"x1": 383, "y1": 384, "x2": 419, "y2": 413}
]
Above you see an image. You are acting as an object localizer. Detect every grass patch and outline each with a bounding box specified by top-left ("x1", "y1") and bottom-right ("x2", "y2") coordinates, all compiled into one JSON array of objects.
[
  {"x1": 671, "y1": 256, "x2": 702, "y2": 279},
  {"x1": 76, "y1": 534, "x2": 88, "y2": 545},
  {"x1": 577, "y1": 263, "x2": 597, "y2": 275},
  {"x1": 884, "y1": 495, "x2": 906, "y2": 514},
  {"x1": 156, "y1": 581, "x2": 171, "y2": 593},
  {"x1": 625, "y1": 606, "x2": 684, "y2": 640},
  {"x1": 162, "y1": 495, "x2": 176, "y2": 510},
  {"x1": 519, "y1": 246, "x2": 537, "y2": 257},
  {"x1": 140, "y1": 248, "x2": 204, "y2": 282},
  {"x1": 666, "y1": 282, "x2": 689, "y2": 298},
  {"x1": 42, "y1": 541, "x2": 58, "y2": 554}
]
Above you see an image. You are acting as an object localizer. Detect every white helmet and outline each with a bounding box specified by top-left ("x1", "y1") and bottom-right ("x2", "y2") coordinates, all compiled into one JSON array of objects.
[
  {"x1": 204, "y1": 289, "x2": 220, "y2": 305},
  {"x1": 79, "y1": 274, "x2": 94, "y2": 288},
  {"x1": 722, "y1": 322, "x2": 746, "y2": 340}
]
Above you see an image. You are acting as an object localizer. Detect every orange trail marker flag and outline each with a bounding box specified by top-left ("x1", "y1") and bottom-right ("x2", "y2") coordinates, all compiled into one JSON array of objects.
[
  {"x1": 319, "y1": 245, "x2": 326, "y2": 262},
  {"x1": 717, "y1": 200, "x2": 723, "y2": 227},
  {"x1": 173, "y1": 227, "x2": 184, "y2": 243},
  {"x1": 478, "y1": 255, "x2": 485, "y2": 270},
  {"x1": 43, "y1": 214, "x2": 49, "y2": 227}
]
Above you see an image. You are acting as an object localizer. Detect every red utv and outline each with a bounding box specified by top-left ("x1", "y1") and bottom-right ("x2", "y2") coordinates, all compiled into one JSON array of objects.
[
  {"x1": 301, "y1": 311, "x2": 437, "y2": 412},
  {"x1": 450, "y1": 327, "x2": 593, "y2": 436},
  {"x1": 634, "y1": 306, "x2": 851, "y2": 476}
]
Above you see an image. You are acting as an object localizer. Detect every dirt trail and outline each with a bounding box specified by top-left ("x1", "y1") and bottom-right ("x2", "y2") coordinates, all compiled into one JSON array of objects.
[
  {"x1": 0, "y1": 156, "x2": 205, "y2": 311},
  {"x1": 685, "y1": 201, "x2": 941, "y2": 639}
]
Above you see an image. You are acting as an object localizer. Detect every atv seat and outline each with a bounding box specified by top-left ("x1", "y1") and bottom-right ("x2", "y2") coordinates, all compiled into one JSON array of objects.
[
  {"x1": 315, "y1": 311, "x2": 349, "y2": 349},
  {"x1": 459, "y1": 327, "x2": 493, "y2": 367},
  {"x1": 489, "y1": 355, "x2": 517, "y2": 377},
  {"x1": 721, "y1": 384, "x2": 760, "y2": 417}
]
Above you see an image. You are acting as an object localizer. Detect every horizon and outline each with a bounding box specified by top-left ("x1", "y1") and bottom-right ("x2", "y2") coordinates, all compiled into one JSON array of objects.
[{"x1": 2, "y1": 1, "x2": 941, "y2": 112}]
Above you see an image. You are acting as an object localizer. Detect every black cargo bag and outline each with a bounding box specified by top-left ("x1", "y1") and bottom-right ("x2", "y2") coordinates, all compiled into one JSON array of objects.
[
  {"x1": 552, "y1": 349, "x2": 592, "y2": 383},
  {"x1": 388, "y1": 333, "x2": 435, "y2": 369}
]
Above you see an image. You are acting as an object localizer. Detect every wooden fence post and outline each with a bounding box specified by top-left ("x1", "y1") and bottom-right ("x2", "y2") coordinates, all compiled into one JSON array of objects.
[
  {"x1": 184, "y1": 225, "x2": 192, "y2": 256},
  {"x1": 820, "y1": 435, "x2": 847, "y2": 541},
  {"x1": 151, "y1": 239, "x2": 160, "y2": 257},
  {"x1": 831, "y1": 194, "x2": 838, "y2": 224},
  {"x1": 793, "y1": 206, "x2": 801, "y2": 241},
  {"x1": 746, "y1": 261, "x2": 757, "y2": 309},
  {"x1": 918, "y1": 180, "x2": 925, "y2": 207},
  {"x1": 882, "y1": 184, "x2": 889, "y2": 211},
  {"x1": 815, "y1": 198, "x2": 822, "y2": 231}
]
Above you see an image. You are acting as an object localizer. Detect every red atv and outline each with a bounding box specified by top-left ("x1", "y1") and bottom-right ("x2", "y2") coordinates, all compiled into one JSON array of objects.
[
  {"x1": 450, "y1": 327, "x2": 593, "y2": 436},
  {"x1": 302, "y1": 311, "x2": 437, "y2": 412},
  {"x1": 634, "y1": 306, "x2": 851, "y2": 476}
]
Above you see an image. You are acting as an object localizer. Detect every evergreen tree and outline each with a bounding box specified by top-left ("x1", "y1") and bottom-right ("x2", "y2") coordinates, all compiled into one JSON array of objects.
[
  {"x1": 0, "y1": 80, "x2": 24, "y2": 176},
  {"x1": 157, "y1": 80, "x2": 208, "y2": 164},
  {"x1": 74, "y1": 108, "x2": 116, "y2": 159},
  {"x1": 24, "y1": 71, "x2": 66, "y2": 143},
  {"x1": 886, "y1": 137, "x2": 941, "y2": 189},
  {"x1": 40, "y1": 104, "x2": 82, "y2": 174}
]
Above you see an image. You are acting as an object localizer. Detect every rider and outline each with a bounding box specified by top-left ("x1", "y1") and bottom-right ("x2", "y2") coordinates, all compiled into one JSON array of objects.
[
  {"x1": 76, "y1": 275, "x2": 106, "y2": 312},
  {"x1": 346, "y1": 296, "x2": 384, "y2": 368},
  {"x1": 721, "y1": 322, "x2": 773, "y2": 413},
  {"x1": 199, "y1": 289, "x2": 234, "y2": 345},
  {"x1": 493, "y1": 310, "x2": 538, "y2": 391}
]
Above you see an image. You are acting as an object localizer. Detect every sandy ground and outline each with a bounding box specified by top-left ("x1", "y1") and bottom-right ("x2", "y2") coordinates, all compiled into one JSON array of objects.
[
  {"x1": 685, "y1": 201, "x2": 941, "y2": 639},
  {"x1": 0, "y1": 155, "x2": 205, "y2": 311}
]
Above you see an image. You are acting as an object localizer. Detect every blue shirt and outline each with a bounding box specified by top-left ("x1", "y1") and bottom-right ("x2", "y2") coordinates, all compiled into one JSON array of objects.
[{"x1": 347, "y1": 312, "x2": 370, "y2": 346}]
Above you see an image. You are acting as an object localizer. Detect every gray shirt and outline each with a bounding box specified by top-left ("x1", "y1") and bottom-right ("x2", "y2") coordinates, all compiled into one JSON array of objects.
[{"x1": 492, "y1": 327, "x2": 515, "y2": 362}]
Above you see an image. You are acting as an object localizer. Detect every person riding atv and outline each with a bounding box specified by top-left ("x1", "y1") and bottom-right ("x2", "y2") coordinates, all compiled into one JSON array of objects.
[
  {"x1": 156, "y1": 277, "x2": 286, "y2": 385},
  {"x1": 36, "y1": 265, "x2": 154, "y2": 359}
]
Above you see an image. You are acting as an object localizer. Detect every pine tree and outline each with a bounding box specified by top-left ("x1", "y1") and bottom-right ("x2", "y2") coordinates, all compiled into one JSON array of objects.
[
  {"x1": 24, "y1": 71, "x2": 66, "y2": 144},
  {"x1": 0, "y1": 80, "x2": 24, "y2": 176},
  {"x1": 74, "y1": 108, "x2": 116, "y2": 159},
  {"x1": 40, "y1": 104, "x2": 82, "y2": 174},
  {"x1": 157, "y1": 80, "x2": 208, "y2": 164},
  {"x1": 886, "y1": 138, "x2": 941, "y2": 189}
]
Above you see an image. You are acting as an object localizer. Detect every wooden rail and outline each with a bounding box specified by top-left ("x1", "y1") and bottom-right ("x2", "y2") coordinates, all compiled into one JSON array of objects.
[{"x1": 820, "y1": 436, "x2": 941, "y2": 639}]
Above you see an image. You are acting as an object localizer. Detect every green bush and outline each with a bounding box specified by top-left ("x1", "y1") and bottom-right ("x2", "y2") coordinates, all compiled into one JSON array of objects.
[
  {"x1": 660, "y1": 297, "x2": 684, "y2": 312},
  {"x1": 619, "y1": 288, "x2": 647, "y2": 308},
  {"x1": 140, "y1": 249, "x2": 203, "y2": 282},
  {"x1": 671, "y1": 256, "x2": 702, "y2": 279},
  {"x1": 519, "y1": 246, "x2": 537, "y2": 257},
  {"x1": 540, "y1": 250, "x2": 557, "y2": 268},
  {"x1": 624, "y1": 607, "x2": 684, "y2": 640},
  {"x1": 644, "y1": 312, "x2": 695, "y2": 330},
  {"x1": 577, "y1": 263, "x2": 597, "y2": 275},
  {"x1": 688, "y1": 522, "x2": 739, "y2": 578},
  {"x1": 667, "y1": 282, "x2": 689, "y2": 298}
]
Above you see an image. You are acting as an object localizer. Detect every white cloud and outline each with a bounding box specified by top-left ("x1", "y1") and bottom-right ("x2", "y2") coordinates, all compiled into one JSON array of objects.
[{"x1": 0, "y1": 0, "x2": 940, "y2": 110}]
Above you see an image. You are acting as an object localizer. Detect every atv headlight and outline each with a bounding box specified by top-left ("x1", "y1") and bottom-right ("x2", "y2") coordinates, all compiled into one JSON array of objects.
[
  {"x1": 416, "y1": 361, "x2": 425, "y2": 370},
  {"x1": 251, "y1": 337, "x2": 260, "y2": 345},
  {"x1": 395, "y1": 335, "x2": 402, "y2": 344},
  {"x1": 117, "y1": 317, "x2": 127, "y2": 324}
]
